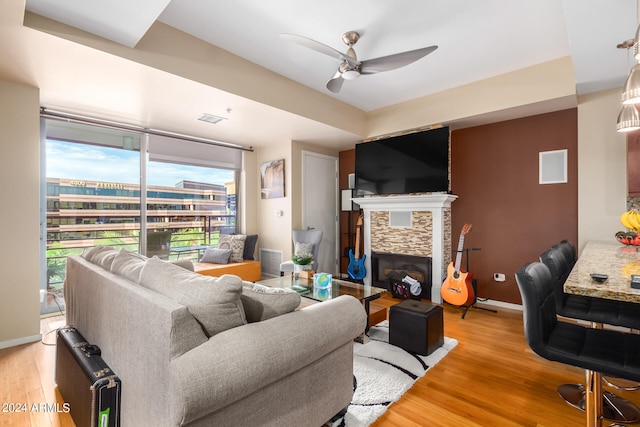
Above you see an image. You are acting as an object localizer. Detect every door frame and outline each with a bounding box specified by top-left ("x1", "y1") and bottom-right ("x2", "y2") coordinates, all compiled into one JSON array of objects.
[{"x1": 301, "y1": 150, "x2": 339, "y2": 275}]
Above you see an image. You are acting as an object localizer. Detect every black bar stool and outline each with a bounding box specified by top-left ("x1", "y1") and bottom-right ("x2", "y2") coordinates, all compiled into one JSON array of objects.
[
  {"x1": 540, "y1": 245, "x2": 640, "y2": 423},
  {"x1": 515, "y1": 261, "x2": 640, "y2": 427}
]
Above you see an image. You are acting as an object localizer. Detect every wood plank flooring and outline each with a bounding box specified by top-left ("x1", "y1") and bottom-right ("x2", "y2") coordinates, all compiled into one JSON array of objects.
[{"x1": 2, "y1": 294, "x2": 639, "y2": 426}]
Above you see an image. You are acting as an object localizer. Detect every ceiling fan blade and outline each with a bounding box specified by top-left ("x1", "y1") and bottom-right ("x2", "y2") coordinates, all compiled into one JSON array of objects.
[
  {"x1": 360, "y1": 45, "x2": 438, "y2": 74},
  {"x1": 326, "y1": 71, "x2": 345, "y2": 93},
  {"x1": 280, "y1": 34, "x2": 358, "y2": 67}
]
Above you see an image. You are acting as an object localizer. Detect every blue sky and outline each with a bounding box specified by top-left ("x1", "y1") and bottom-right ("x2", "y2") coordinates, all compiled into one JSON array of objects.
[{"x1": 46, "y1": 140, "x2": 234, "y2": 187}]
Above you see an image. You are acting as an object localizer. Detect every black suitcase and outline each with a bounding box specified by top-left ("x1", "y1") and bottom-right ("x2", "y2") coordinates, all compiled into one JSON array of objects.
[{"x1": 55, "y1": 326, "x2": 121, "y2": 427}]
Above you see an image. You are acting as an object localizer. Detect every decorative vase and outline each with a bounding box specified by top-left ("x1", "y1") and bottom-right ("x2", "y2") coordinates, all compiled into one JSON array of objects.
[{"x1": 293, "y1": 264, "x2": 303, "y2": 279}]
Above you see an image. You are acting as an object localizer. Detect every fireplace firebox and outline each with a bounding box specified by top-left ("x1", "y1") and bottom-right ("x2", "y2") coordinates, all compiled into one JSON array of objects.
[{"x1": 371, "y1": 252, "x2": 432, "y2": 300}]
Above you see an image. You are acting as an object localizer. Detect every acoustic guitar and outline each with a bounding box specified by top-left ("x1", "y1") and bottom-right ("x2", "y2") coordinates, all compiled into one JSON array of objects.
[
  {"x1": 441, "y1": 224, "x2": 475, "y2": 306},
  {"x1": 347, "y1": 214, "x2": 366, "y2": 280}
]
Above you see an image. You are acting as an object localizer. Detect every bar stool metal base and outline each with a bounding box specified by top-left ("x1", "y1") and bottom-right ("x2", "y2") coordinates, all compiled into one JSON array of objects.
[{"x1": 558, "y1": 383, "x2": 640, "y2": 423}]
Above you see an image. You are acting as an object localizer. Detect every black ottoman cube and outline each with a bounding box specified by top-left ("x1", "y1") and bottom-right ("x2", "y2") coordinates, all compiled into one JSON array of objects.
[{"x1": 389, "y1": 300, "x2": 444, "y2": 356}]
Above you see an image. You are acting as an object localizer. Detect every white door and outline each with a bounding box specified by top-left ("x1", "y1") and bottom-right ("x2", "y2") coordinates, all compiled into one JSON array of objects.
[{"x1": 302, "y1": 151, "x2": 338, "y2": 275}]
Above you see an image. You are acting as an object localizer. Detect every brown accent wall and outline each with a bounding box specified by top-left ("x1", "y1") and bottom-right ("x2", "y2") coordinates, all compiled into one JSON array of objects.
[
  {"x1": 451, "y1": 109, "x2": 578, "y2": 304},
  {"x1": 339, "y1": 108, "x2": 578, "y2": 304},
  {"x1": 339, "y1": 150, "x2": 360, "y2": 274}
]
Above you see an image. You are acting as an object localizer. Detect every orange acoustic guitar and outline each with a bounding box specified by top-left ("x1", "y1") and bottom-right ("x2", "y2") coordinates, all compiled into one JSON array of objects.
[{"x1": 441, "y1": 224, "x2": 475, "y2": 306}]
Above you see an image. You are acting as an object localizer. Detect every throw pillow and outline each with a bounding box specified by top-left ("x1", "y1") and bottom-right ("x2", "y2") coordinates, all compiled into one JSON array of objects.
[
  {"x1": 242, "y1": 234, "x2": 259, "y2": 260},
  {"x1": 81, "y1": 246, "x2": 118, "y2": 269},
  {"x1": 294, "y1": 242, "x2": 314, "y2": 256},
  {"x1": 218, "y1": 234, "x2": 246, "y2": 263},
  {"x1": 200, "y1": 248, "x2": 232, "y2": 264},
  {"x1": 138, "y1": 257, "x2": 246, "y2": 337},
  {"x1": 110, "y1": 249, "x2": 148, "y2": 283},
  {"x1": 241, "y1": 282, "x2": 301, "y2": 323}
]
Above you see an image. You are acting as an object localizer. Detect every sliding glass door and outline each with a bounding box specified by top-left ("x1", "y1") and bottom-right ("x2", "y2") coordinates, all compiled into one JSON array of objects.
[
  {"x1": 146, "y1": 160, "x2": 236, "y2": 261},
  {"x1": 41, "y1": 120, "x2": 240, "y2": 315},
  {"x1": 42, "y1": 121, "x2": 142, "y2": 314}
]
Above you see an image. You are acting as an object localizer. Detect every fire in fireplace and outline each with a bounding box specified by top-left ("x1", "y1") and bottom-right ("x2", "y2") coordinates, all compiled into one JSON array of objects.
[{"x1": 370, "y1": 252, "x2": 432, "y2": 300}]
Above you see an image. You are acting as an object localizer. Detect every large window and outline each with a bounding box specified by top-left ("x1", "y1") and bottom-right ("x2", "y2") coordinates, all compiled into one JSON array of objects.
[{"x1": 42, "y1": 120, "x2": 239, "y2": 315}]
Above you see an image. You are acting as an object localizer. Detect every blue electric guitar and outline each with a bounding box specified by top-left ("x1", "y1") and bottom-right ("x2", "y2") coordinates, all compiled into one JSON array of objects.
[{"x1": 347, "y1": 214, "x2": 366, "y2": 280}]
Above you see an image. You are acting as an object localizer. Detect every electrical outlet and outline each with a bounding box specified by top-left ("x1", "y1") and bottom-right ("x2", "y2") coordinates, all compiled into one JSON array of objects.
[{"x1": 493, "y1": 273, "x2": 506, "y2": 282}]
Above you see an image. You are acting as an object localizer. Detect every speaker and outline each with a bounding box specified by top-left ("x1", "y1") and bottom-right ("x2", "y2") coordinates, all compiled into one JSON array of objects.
[
  {"x1": 341, "y1": 189, "x2": 359, "y2": 211},
  {"x1": 539, "y1": 149, "x2": 567, "y2": 184},
  {"x1": 348, "y1": 173, "x2": 355, "y2": 189}
]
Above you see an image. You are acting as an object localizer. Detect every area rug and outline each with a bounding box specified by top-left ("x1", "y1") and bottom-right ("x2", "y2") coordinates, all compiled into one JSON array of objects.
[{"x1": 330, "y1": 321, "x2": 458, "y2": 427}]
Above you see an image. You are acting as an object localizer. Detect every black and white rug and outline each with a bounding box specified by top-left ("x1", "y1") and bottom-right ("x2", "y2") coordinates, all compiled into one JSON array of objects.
[{"x1": 330, "y1": 321, "x2": 458, "y2": 427}]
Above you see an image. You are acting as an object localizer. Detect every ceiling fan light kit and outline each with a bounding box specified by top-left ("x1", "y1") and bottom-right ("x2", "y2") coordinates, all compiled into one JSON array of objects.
[{"x1": 281, "y1": 30, "x2": 437, "y2": 94}]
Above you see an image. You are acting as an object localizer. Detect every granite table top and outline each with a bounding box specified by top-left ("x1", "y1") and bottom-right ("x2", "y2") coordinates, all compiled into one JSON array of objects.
[{"x1": 564, "y1": 240, "x2": 640, "y2": 303}]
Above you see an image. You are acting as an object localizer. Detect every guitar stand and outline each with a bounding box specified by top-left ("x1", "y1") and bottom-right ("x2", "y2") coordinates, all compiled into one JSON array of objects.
[{"x1": 457, "y1": 248, "x2": 498, "y2": 319}]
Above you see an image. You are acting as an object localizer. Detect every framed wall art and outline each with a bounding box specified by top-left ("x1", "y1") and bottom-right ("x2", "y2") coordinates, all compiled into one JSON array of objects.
[{"x1": 260, "y1": 158, "x2": 285, "y2": 199}]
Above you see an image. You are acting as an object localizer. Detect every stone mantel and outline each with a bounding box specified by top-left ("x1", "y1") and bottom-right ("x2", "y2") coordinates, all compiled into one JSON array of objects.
[{"x1": 352, "y1": 194, "x2": 457, "y2": 303}]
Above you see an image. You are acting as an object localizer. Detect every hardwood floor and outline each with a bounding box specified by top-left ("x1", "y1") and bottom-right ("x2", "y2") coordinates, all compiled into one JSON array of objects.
[{"x1": 1, "y1": 294, "x2": 639, "y2": 426}]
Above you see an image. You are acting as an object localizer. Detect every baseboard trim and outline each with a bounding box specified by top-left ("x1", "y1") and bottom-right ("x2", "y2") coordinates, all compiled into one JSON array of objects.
[
  {"x1": 0, "y1": 333, "x2": 42, "y2": 350},
  {"x1": 475, "y1": 299, "x2": 523, "y2": 312}
]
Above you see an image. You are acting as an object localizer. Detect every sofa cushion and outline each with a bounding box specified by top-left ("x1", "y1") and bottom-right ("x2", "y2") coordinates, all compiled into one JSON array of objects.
[
  {"x1": 241, "y1": 282, "x2": 301, "y2": 322},
  {"x1": 201, "y1": 248, "x2": 232, "y2": 264},
  {"x1": 81, "y1": 245, "x2": 118, "y2": 269},
  {"x1": 170, "y1": 259, "x2": 195, "y2": 271},
  {"x1": 111, "y1": 249, "x2": 148, "y2": 282},
  {"x1": 139, "y1": 257, "x2": 246, "y2": 337},
  {"x1": 243, "y1": 234, "x2": 259, "y2": 260},
  {"x1": 218, "y1": 234, "x2": 246, "y2": 263}
]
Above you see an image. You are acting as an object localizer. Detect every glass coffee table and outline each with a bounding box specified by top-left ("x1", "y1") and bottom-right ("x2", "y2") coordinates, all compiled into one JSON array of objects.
[{"x1": 256, "y1": 275, "x2": 387, "y2": 340}]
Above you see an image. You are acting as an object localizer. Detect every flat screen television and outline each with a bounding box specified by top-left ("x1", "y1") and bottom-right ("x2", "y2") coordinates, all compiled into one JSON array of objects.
[{"x1": 355, "y1": 126, "x2": 450, "y2": 196}]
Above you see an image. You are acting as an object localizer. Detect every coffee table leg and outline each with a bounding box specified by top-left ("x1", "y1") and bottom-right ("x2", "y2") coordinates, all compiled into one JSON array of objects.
[{"x1": 355, "y1": 300, "x2": 372, "y2": 344}]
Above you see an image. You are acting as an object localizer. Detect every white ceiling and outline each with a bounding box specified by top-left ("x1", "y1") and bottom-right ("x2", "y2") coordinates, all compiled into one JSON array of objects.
[{"x1": 9, "y1": 0, "x2": 640, "y2": 149}]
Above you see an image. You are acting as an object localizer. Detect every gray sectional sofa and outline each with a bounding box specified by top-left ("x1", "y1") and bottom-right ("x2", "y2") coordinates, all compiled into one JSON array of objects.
[{"x1": 64, "y1": 247, "x2": 367, "y2": 426}]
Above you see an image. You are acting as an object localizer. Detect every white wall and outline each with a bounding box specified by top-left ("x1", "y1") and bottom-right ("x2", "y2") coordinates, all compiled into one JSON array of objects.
[
  {"x1": 256, "y1": 143, "x2": 293, "y2": 263},
  {"x1": 0, "y1": 77, "x2": 630, "y2": 347},
  {"x1": 577, "y1": 89, "x2": 628, "y2": 252},
  {"x1": 0, "y1": 80, "x2": 42, "y2": 348}
]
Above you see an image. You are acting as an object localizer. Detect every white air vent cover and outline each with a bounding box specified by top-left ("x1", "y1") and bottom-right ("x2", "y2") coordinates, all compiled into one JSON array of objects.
[
  {"x1": 197, "y1": 113, "x2": 227, "y2": 125},
  {"x1": 259, "y1": 249, "x2": 283, "y2": 277}
]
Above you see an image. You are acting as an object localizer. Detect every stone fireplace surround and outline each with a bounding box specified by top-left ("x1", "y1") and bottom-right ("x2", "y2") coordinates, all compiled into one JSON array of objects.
[{"x1": 352, "y1": 194, "x2": 457, "y2": 303}]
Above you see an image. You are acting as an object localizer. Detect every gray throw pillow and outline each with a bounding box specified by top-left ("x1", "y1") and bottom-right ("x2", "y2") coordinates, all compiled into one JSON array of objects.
[
  {"x1": 200, "y1": 248, "x2": 232, "y2": 264},
  {"x1": 241, "y1": 282, "x2": 301, "y2": 323},
  {"x1": 243, "y1": 234, "x2": 259, "y2": 260},
  {"x1": 81, "y1": 245, "x2": 118, "y2": 269},
  {"x1": 139, "y1": 257, "x2": 246, "y2": 337},
  {"x1": 218, "y1": 234, "x2": 246, "y2": 263},
  {"x1": 294, "y1": 242, "x2": 314, "y2": 256},
  {"x1": 110, "y1": 249, "x2": 148, "y2": 283}
]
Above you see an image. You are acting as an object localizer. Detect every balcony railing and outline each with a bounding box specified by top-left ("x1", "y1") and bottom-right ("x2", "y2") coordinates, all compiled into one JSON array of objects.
[{"x1": 45, "y1": 221, "x2": 235, "y2": 297}]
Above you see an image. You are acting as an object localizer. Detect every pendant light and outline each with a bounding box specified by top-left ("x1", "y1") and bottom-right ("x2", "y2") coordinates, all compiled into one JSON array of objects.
[
  {"x1": 623, "y1": 63, "x2": 640, "y2": 105},
  {"x1": 618, "y1": 30, "x2": 640, "y2": 132},
  {"x1": 624, "y1": 0, "x2": 640, "y2": 105},
  {"x1": 617, "y1": 104, "x2": 640, "y2": 132}
]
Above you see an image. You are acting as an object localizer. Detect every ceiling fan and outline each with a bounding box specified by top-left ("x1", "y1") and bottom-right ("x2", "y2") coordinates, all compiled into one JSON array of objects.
[{"x1": 280, "y1": 31, "x2": 437, "y2": 93}]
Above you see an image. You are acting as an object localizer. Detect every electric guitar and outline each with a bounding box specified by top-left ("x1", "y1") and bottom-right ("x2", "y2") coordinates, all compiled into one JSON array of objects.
[
  {"x1": 441, "y1": 224, "x2": 475, "y2": 306},
  {"x1": 347, "y1": 214, "x2": 366, "y2": 280}
]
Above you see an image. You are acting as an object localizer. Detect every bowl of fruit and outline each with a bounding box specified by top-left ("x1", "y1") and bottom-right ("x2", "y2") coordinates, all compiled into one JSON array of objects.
[
  {"x1": 616, "y1": 231, "x2": 640, "y2": 246},
  {"x1": 617, "y1": 210, "x2": 640, "y2": 245}
]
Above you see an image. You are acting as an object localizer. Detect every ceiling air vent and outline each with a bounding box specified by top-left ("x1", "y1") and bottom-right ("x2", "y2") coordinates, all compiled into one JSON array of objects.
[{"x1": 197, "y1": 113, "x2": 227, "y2": 125}]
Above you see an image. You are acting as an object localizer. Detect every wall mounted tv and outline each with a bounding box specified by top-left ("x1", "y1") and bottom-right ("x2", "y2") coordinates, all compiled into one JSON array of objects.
[{"x1": 355, "y1": 126, "x2": 450, "y2": 196}]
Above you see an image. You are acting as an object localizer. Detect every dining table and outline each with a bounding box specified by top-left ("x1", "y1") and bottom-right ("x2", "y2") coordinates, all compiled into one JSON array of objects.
[{"x1": 564, "y1": 239, "x2": 640, "y2": 427}]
